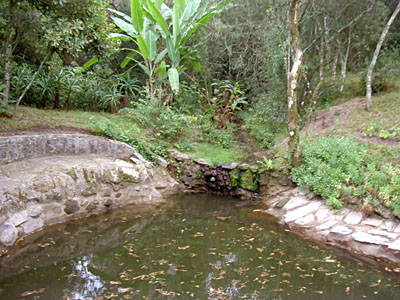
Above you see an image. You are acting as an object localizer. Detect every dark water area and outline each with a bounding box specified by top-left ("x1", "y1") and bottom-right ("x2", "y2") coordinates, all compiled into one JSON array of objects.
[{"x1": 0, "y1": 194, "x2": 399, "y2": 299}]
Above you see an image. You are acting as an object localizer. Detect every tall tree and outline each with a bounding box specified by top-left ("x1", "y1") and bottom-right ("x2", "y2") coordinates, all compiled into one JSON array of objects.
[
  {"x1": 366, "y1": 0, "x2": 400, "y2": 111},
  {"x1": 288, "y1": 0, "x2": 303, "y2": 167}
]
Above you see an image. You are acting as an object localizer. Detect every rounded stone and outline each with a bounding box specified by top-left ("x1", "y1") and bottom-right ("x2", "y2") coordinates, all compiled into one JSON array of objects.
[
  {"x1": 28, "y1": 205, "x2": 43, "y2": 218},
  {"x1": 64, "y1": 199, "x2": 80, "y2": 215},
  {"x1": 0, "y1": 222, "x2": 18, "y2": 246},
  {"x1": 104, "y1": 199, "x2": 113, "y2": 207}
]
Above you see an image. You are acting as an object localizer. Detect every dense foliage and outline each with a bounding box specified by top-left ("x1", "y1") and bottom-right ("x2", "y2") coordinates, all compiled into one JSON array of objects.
[{"x1": 292, "y1": 136, "x2": 400, "y2": 216}]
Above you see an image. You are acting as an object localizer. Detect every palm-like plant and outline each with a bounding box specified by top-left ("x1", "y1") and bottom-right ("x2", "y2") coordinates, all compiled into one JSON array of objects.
[
  {"x1": 83, "y1": 0, "x2": 227, "y2": 98},
  {"x1": 101, "y1": 86, "x2": 124, "y2": 112}
]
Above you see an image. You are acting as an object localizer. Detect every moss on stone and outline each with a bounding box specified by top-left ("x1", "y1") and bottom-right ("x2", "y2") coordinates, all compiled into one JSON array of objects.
[
  {"x1": 230, "y1": 169, "x2": 238, "y2": 188},
  {"x1": 239, "y1": 169, "x2": 259, "y2": 191}
]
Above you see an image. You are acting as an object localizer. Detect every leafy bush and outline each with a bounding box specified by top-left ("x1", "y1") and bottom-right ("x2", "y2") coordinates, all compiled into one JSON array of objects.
[
  {"x1": 243, "y1": 94, "x2": 287, "y2": 149},
  {"x1": 292, "y1": 136, "x2": 400, "y2": 215},
  {"x1": 291, "y1": 136, "x2": 367, "y2": 209}
]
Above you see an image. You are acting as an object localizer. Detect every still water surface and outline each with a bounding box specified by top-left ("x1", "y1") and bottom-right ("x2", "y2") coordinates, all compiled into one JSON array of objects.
[{"x1": 0, "y1": 194, "x2": 400, "y2": 299}]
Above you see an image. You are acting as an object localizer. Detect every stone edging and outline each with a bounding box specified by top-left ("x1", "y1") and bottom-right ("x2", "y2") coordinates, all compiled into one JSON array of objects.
[
  {"x1": 262, "y1": 186, "x2": 400, "y2": 270},
  {"x1": 0, "y1": 134, "x2": 147, "y2": 166}
]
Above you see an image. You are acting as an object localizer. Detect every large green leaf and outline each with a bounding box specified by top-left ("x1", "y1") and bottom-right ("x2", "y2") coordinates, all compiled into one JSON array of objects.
[
  {"x1": 179, "y1": 0, "x2": 201, "y2": 27},
  {"x1": 111, "y1": 16, "x2": 137, "y2": 37},
  {"x1": 146, "y1": 0, "x2": 169, "y2": 35},
  {"x1": 155, "y1": 48, "x2": 168, "y2": 64},
  {"x1": 109, "y1": 33, "x2": 132, "y2": 41},
  {"x1": 172, "y1": 4, "x2": 180, "y2": 45},
  {"x1": 145, "y1": 29, "x2": 158, "y2": 61},
  {"x1": 130, "y1": 0, "x2": 143, "y2": 33},
  {"x1": 155, "y1": 61, "x2": 167, "y2": 80},
  {"x1": 168, "y1": 67, "x2": 180, "y2": 94},
  {"x1": 76, "y1": 57, "x2": 98, "y2": 73},
  {"x1": 120, "y1": 51, "x2": 139, "y2": 68},
  {"x1": 166, "y1": 36, "x2": 177, "y2": 65},
  {"x1": 137, "y1": 34, "x2": 150, "y2": 59},
  {"x1": 108, "y1": 8, "x2": 131, "y2": 23}
]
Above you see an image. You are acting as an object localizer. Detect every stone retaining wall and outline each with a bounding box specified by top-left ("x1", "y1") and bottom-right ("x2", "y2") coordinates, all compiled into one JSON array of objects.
[
  {"x1": 0, "y1": 134, "x2": 145, "y2": 166},
  {"x1": 0, "y1": 135, "x2": 181, "y2": 252},
  {"x1": 167, "y1": 149, "x2": 265, "y2": 200}
]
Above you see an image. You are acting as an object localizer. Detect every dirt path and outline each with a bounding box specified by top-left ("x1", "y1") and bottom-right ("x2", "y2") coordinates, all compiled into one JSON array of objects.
[{"x1": 0, "y1": 125, "x2": 93, "y2": 137}]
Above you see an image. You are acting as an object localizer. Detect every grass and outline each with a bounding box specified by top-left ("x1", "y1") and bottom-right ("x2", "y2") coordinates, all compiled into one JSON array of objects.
[{"x1": 187, "y1": 143, "x2": 245, "y2": 165}]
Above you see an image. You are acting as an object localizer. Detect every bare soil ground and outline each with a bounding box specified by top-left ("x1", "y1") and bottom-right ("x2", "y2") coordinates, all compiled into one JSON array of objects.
[{"x1": 0, "y1": 125, "x2": 93, "y2": 137}]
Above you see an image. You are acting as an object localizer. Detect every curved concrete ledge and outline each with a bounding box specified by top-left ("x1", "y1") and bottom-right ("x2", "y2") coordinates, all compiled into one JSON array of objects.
[
  {"x1": 261, "y1": 186, "x2": 400, "y2": 270},
  {"x1": 0, "y1": 134, "x2": 181, "y2": 252},
  {"x1": 0, "y1": 134, "x2": 146, "y2": 166}
]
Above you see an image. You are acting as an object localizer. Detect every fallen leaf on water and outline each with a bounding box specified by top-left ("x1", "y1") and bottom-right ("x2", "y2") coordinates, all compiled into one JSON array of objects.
[
  {"x1": 369, "y1": 280, "x2": 381, "y2": 288},
  {"x1": 178, "y1": 246, "x2": 190, "y2": 250},
  {"x1": 20, "y1": 289, "x2": 45, "y2": 297}
]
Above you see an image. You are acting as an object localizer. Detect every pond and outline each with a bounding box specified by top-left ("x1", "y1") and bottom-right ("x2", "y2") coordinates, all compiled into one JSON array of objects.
[{"x1": 0, "y1": 194, "x2": 399, "y2": 299}]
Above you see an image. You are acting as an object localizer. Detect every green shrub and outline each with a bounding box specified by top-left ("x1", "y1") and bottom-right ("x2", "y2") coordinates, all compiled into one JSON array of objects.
[
  {"x1": 291, "y1": 136, "x2": 367, "y2": 208},
  {"x1": 292, "y1": 136, "x2": 400, "y2": 215}
]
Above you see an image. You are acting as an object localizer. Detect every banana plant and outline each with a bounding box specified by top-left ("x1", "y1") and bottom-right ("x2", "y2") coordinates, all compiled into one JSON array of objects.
[{"x1": 86, "y1": 0, "x2": 227, "y2": 97}]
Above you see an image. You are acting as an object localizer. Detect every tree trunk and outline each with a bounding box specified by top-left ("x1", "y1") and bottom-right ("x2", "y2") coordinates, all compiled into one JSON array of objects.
[
  {"x1": 366, "y1": 1, "x2": 400, "y2": 111},
  {"x1": 331, "y1": 45, "x2": 339, "y2": 89},
  {"x1": 340, "y1": 30, "x2": 352, "y2": 92},
  {"x1": 288, "y1": 0, "x2": 303, "y2": 168},
  {"x1": 14, "y1": 51, "x2": 52, "y2": 113},
  {"x1": 54, "y1": 89, "x2": 61, "y2": 109},
  {"x1": 3, "y1": 0, "x2": 14, "y2": 104}
]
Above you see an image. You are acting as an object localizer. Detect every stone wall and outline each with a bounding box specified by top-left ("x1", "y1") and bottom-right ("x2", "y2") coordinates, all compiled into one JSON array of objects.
[
  {"x1": 167, "y1": 149, "x2": 265, "y2": 200},
  {"x1": 0, "y1": 134, "x2": 145, "y2": 166},
  {"x1": 0, "y1": 134, "x2": 180, "y2": 251}
]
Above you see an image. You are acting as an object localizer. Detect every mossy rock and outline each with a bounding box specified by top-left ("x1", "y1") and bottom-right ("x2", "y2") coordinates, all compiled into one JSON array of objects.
[{"x1": 239, "y1": 169, "x2": 260, "y2": 191}]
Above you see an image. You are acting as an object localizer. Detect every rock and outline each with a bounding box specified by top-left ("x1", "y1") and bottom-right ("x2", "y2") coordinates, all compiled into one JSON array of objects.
[
  {"x1": 330, "y1": 226, "x2": 353, "y2": 235},
  {"x1": 386, "y1": 240, "x2": 400, "y2": 251},
  {"x1": 292, "y1": 186, "x2": 310, "y2": 197},
  {"x1": 344, "y1": 211, "x2": 363, "y2": 225},
  {"x1": 295, "y1": 214, "x2": 315, "y2": 226},
  {"x1": 168, "y1": 149, "x2": 189, "y2": 161},
  {"x1": 316, "y1": 208, "x2": 334, "y2": 223},
  {"x1": 104, "y1": 199, "x2": 113, "y2": 207},
  {"x1": 0, "y1": 221, "x2": 18, "y2": 246},
  {"x1": 352, "y1": 232, "x2": 388, "y2": 245},
  {"x1": 194, "y1": 159, "x2": 210, "y2": 166},
  {"x1": 86, "y1": 203, "x2": 97, "y2": 211},
  {"x1": 64, "y1": 199, "x2": 80, "y2": 215},
  {"x1": 284, "y1": 201, "x2": 321, "y2": 223},
  {"x1": 283, "y1": 196, "x2": 309, "y2": 211},
  {"x1": 275, "y1": 198, "x2": 289, "y2": 209},
  {"x1": 32, "y1": 176, "x2": 55, "y2": 193},
  {"x1": 81, "y1": 186, "x2": 97, "y2": 197},
  {"x1": 41, "y1": 203, "x2": 63, "y2": 220},
  {"x1": 383, "y1": 220, "x2": 397, "y2": 232},
  {"x1": 11, "y1": 211, "x2": 29, "y2": 226},
  {"x1": 27, "y1": 205, "x2": 42, "y2": 218},
  {"x1": 316, "y1": 220, "x2": 337, "y2": 231},
  {"x1": 369, "y1": 229, "x2": 397, "y2": 240},
  {"x1": 156, "y1": 156, "x2": 169, "y2": 168},
  {"x1": 362, "y1": 218, "x2": 383, "y2": 227},
  {"x1": 21, "y1": 218, "x2": 44, "y2": 235}
]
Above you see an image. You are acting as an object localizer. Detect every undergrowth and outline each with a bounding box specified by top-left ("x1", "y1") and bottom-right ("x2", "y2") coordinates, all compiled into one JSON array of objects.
[{"x1": 291, "y1": 135, "x2": 400, "y2": 217}]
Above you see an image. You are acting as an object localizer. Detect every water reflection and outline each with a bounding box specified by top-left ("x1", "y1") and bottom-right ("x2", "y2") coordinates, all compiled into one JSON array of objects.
[{"x1": 0, "y1": 194, "x2": 399, "y2": 300}]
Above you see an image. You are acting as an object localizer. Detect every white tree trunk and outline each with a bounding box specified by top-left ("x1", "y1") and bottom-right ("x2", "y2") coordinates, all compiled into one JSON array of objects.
[
  {"x1": 288, "y1": 0, "x2": 303, "y2": 168},
  {"x1": 340, "y1": 30, "x2": 352, "y2": 92},
  {"x1": 366, "y1": 1, "x2": 400, "y2": 110},
  {"x1": 331, "y1": 46, "x2": 339, "y2": 88},
  {"x1": 14, "y1": 51, "x2": 52, "y2": 113}
]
